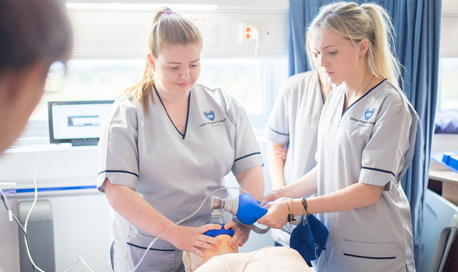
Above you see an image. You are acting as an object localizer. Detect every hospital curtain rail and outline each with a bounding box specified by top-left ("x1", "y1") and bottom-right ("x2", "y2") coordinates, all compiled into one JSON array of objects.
[{"x1": 288, "y1": 0, "x2": 441, "y2": 269}]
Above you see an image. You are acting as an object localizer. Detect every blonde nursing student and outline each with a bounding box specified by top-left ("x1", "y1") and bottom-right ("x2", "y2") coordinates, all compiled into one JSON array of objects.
[
  {"x1": 264, "y1": 39, "x2": 332, "y2": 247},
  {"x1": 259, "y1": 2, "x2": 418, "y2": 272},
  {"x1": 97, "y1": 7, "x2": 264, "y2": 271}
]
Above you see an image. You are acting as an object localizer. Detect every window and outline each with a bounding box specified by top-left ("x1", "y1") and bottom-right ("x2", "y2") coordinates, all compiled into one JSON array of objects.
[
  {"x1": 30, "y1": 59, "x2": 145, "y2": 120},
  {"x1": 438, "y1": 58, "x2": 458, "y2": 111},
  {"x1": 18, "y1": 56, "x2": 288, "y2": 145},
  {"x1": 199, "y1": 58, "x2": 264, "y2": 115}
]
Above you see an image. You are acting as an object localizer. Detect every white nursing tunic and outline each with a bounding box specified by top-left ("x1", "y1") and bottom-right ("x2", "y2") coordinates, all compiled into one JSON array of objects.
[
  {"x1": 313, "y1": 80, "x2": 417, "y2": 272},
  {"x1": 264, "y1": 71, "x2": 324, "y2": 245},
  {"x1": 97, "y1": 84, "x2": 263, "y2": 271}
]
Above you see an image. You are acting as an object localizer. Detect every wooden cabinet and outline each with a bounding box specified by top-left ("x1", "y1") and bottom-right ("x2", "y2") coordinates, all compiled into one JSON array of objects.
[{"x1": 428, "y1": 165, "x2": 458, "y2": 272}]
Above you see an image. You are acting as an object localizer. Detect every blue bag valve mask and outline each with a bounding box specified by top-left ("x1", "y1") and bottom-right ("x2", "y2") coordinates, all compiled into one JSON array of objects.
[
  {"x1": 209, "y1": 193, "x2": 267, "y2": 225},
  {"x1": 236, "y1": 193, "x2": 268, "y2": 225}
]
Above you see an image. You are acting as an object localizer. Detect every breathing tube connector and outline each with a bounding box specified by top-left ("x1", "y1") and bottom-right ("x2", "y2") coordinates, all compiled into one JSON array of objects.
[{"x1": 209, "y1": 193, "x2": 269, "y2": 234}]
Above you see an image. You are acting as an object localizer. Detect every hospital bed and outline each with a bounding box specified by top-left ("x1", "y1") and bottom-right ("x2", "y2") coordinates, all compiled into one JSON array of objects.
[{"x1": 418, "y1": 189, "x2": 458, "y2": 272}]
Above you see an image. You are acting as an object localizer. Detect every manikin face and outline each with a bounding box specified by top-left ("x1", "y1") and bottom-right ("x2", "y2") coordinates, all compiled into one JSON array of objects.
[
  {"x1": 311, "y1": 28, "x2": 361, "y2": 85},
  {"x1": 149, "y1": 43, "x2": 201, "y2": 99},
  {"x1": 183, "y1": 234, "x2": 238, "y2": 272}
]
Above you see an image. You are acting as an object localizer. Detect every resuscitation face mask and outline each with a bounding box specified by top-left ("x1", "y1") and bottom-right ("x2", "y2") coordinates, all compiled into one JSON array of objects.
[{"x1": 203, "y1": 208, "x2": 235, "y2": 237}]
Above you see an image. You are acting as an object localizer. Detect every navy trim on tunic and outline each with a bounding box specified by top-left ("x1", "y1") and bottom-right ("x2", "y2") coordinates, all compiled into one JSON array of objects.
[
  {"x1": 98, "y1": 170, "x2": 139, "y2": 177},
  {"x1": 235, "y1": 152, "x2": 261, "y2": 162},
  {"x1": 268, "y1": 126, "x2": 289, "y2": 136},
  {"x1": 361, "y1": 166, "x2": 395, "y2": 177},
  {"x1": 154, "y1": 84, "x2": 191, "y2": 140}
]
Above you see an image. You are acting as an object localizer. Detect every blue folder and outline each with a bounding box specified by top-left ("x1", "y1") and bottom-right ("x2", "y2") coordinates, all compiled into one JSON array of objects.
[{"x1": 431, "y1": 151, "x2": 458, "y2": 174}]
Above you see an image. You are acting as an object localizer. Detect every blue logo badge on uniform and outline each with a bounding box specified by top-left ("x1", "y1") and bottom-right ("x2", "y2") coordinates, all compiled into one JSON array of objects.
[
  {"x1": 204, "y1": 111, "x2": 215, "y2": 121},
  {"x1": 364, "y1": 109, "x2": 375, "y2": 120}
]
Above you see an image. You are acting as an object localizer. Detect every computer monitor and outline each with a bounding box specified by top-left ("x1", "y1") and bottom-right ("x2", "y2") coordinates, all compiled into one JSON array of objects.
[{"x1": 48, "y1": 100, "x2": 114, "y2": 146}]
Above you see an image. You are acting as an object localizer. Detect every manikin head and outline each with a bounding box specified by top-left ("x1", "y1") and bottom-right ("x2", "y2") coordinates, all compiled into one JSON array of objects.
[{"x1": 183, "y1": 234, "x2": 238, "y2": 272}]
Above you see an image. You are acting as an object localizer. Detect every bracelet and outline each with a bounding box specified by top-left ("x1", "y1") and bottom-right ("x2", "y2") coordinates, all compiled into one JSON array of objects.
[
  {"x1": 290, "y1": 198, "x2": 295, "y2": 221},
  {"x1": 286, "y1": 197, "x2": 295, "y2": 222},
  {"x1": 286, "y1": 199, "x2": 291, "y2": 222},
  {"x1": 301, "y1": 197, "x2": 310, "y2": 217}
]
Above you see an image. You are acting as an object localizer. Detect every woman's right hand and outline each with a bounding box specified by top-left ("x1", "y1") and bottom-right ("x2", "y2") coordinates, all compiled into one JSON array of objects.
[
  {"x1": 165, "y1": 224, "x2": 222, "y2": 257},
  {"x1": 257, "y1": 199, "x2": 289, "y2": 229}
]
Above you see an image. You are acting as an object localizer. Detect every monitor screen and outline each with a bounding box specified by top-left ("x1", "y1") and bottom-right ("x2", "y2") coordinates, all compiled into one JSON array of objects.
[{"x1": 48, "y1": 100, "x2": 114, "y2": 146}]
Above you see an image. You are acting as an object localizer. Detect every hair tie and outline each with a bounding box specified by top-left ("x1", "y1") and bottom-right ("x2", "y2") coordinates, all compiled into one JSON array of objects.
[{"x1": 161, "y1": 9, "x2": 175, "y2": 18}]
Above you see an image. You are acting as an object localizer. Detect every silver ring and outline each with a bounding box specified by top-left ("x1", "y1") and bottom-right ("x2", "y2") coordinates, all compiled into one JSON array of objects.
[{"x1": 237, "y1": 228, "x2": 241, "y2": 232}]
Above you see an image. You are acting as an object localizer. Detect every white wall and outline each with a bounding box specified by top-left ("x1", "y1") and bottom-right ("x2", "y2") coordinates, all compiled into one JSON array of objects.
[{"x1": 68, "y1": 5, "x2": 288, "y2": 58}]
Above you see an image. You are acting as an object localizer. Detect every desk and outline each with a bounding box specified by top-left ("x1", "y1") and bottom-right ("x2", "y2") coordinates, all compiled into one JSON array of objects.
[
  {"x1": 429, "y1": 164, "x2": 458, "y2": 206},
  {"x1": 429, "y1": 164, "x2": 458, "y2": 272}
]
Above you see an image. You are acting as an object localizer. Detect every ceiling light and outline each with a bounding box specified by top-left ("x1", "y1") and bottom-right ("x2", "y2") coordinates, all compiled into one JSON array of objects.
[{"x1": 66, "y1": 3, "x2": 218, "y2": 12}]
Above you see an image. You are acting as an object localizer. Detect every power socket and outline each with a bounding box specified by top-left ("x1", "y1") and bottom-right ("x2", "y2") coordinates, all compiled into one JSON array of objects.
[
  {"x1": 0, "y1": 182, "x2": 17, "y2": 195},
  {"x1": 239, "y1": 22, "x2": 258, "y2": 44}
]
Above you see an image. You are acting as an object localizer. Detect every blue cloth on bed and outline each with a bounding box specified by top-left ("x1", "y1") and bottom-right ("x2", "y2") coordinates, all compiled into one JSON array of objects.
[{"x1": 435, "y1": 110, "x2": 458, "y2": 134}]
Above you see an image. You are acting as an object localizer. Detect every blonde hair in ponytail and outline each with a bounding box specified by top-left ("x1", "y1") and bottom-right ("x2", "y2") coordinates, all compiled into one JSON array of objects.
[
  {"x1": 124, "y1": 7, "x2": 202, "y2": 114},
  {"x1": 306, "y1": 2, "x2": 402, "y2": 89}
]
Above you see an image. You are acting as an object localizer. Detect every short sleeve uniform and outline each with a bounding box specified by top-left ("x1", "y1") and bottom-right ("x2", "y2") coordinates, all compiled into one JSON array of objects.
[
  {"x1": 97, "y1": 84, "x2": 263, "y2": 271},
  {"x1": 264, "y1": 71, "x2": 324, "y2": 245},
  {"x1": 312, "y1": 80, "x2": 417, "y2": 272}
]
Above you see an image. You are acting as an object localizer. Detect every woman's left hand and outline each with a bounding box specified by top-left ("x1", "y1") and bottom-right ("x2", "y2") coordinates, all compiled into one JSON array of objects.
[
  {"x1": 224, "y1": 220, "x2": 250, "y2": 249},
  {"x1": 275, "y1": 146, "x2": 288, "y2": 161},
  {"x1": 257, "y1": 200, "x2": 289, "y2": 229}
]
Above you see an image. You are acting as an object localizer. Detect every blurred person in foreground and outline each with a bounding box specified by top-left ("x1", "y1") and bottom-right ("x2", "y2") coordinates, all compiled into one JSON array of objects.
[{"x1": 0, "y1": 0, "x2": 72, "y2": 153}]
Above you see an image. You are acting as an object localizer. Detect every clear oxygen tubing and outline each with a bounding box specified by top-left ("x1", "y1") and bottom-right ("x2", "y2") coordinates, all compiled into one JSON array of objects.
[
  {"x1": 242, "y1": 27, "x2": 259, "y2": 107},
  {"x1": 240, "y1": 246, "x2": 270, "y2": 272},
  {"x1": 1, "y1": 194, "x2": 36, "y2": 269},
  {"x1": 21, "y1": 145, "x2": 94, "y2": 272},
  {"x1": 130, "y1": 186, "x2": 250, "y2": 272},
  {"x1": 24, "y1": 147, "x2": 46, "y2": 272},
  {"x1": 0, "y1": 188, "x2": 12, "y2": 221},
  {"x1": 210, "y1": 255, "x2": 232, "y2": 272}
]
